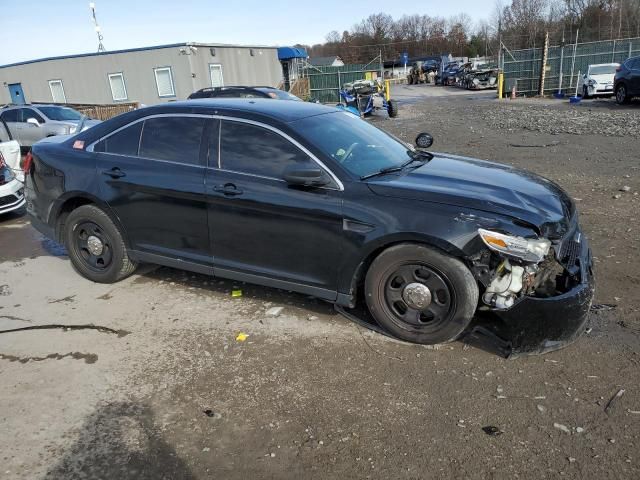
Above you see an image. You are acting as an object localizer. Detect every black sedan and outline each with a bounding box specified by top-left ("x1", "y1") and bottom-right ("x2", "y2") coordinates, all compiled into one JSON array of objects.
[
  {"x1": 188, "y1": 86, "x2": 301, "y2": 101},
  {"x1": 24, "y1": 100, "x2": 594, "y2": 354}
]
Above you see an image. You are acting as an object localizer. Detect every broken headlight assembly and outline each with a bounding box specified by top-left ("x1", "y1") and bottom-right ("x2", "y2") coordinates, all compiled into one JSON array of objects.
[{"x1": 478, "y1": 229, "x2": 551, "y2": 263}]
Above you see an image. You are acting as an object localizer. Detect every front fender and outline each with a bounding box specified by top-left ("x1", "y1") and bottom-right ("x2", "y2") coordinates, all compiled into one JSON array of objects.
[{"x1": 336, "y1": 197, "x2": 537, "y2": 301}]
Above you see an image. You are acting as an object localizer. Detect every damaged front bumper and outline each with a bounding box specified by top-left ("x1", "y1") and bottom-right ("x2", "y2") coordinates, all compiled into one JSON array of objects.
[{"x1": 467, "y1": 232, "x2": 594, "y2": 358}]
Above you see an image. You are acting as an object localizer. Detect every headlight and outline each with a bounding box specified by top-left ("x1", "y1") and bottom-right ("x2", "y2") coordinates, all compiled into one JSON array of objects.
[
  {"x1": 68, "y1": 125, "x2": 77, "y2": 134},
  {"x1": 478, "y1": 228, "x2": 551, "y2": 263}
]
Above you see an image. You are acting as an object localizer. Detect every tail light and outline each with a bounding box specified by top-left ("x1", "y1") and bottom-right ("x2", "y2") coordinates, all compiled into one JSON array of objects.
[
  {"x1": 616, "y1": 66, "x2": 622, "y2": 72},
  {"x1": 23, "y1": 151, "x2": 34, "y2": 174}
]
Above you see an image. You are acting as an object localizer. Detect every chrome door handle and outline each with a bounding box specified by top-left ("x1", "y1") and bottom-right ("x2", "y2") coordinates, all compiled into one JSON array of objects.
[
  {"x1": 102, "y1": 168, "x2": 126, "y2": 179},
  {"x1": 213, "y1": 183, "x2": 243, "y2": 196}
]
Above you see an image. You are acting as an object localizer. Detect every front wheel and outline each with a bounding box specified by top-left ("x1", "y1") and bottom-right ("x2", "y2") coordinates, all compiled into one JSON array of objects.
[
  {"x1": 616, "y1": 84, "x2": 629, "y2": 104},
  {"x1": 365, "y1": 244, "x2": 478, "y2": 344},
  {"x1": 64, "y1": 205, "x2": 138, "y2": 283}
]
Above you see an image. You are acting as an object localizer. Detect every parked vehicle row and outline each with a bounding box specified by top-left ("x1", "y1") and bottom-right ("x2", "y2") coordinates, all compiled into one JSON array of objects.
[{"x1": 24, "y1": 98, "x2": 593, "y2": 355}]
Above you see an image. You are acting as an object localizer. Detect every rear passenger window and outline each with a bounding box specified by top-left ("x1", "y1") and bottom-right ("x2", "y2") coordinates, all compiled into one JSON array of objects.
[
  {"x1": 220, "y1": 121, "x2": 315, "y2": 178},
  {"x1": 94, "y1": 122, "x2": 143, "y2": 156},
  {"x1": 139, "y1": 117, "x2": 206, "y2": 165}
]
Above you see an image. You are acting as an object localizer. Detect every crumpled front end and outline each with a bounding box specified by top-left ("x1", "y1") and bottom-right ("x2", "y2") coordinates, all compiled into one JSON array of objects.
[{"x1": 466, "y1": 219, "x2": 595, "y2": 357}]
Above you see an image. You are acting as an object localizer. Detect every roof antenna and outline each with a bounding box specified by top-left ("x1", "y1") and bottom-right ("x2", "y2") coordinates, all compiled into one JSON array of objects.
[{"x1": 89, "y1": 2, "x2": 106, "y2": 52}]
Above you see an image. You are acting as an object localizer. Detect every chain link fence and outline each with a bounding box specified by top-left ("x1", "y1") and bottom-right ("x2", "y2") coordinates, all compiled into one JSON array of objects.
[
  {"x1": 503, "y1": 37, "x2": 640, "y2": 96},
  {"x1": 305, "y1": 57, "x2": 383, "y2": 103}
]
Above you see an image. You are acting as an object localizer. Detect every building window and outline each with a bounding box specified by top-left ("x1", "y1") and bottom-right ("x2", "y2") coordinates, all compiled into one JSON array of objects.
[
  {"x1": 48, "y1": 80, "x2": 66, "y2": 103},
  {"x1": 108, "y1": 73, "x2": 128, "y2": 101},
  {"x1": 154, "y1": 67, "x2": 175, "y2": 97},
  {"x1": 209, "y1": 64, "x2": 224, "y2": 87}
]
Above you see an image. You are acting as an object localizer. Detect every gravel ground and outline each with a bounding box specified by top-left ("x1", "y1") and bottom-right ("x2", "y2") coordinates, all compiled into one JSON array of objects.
[{"x1": 1, "y1": 90, "x2": 639, "y2": 479}]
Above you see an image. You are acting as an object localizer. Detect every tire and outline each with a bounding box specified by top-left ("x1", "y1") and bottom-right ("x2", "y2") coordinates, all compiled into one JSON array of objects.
[
  {"x1": 582, "y1": 86, "x2": 589, "y2": 99},
  {"x1": 387, "y1": 99, "x2": 399, "y2": 118},
  {"x1": 616, "y1": 84, "x2": 629, "y2": 104},
  {"x1": 64, "y1": 204, "x2": 137, "y2": 283},
  {"x1": 365, "y1": 244, "x2": 478, "y2": 344}
]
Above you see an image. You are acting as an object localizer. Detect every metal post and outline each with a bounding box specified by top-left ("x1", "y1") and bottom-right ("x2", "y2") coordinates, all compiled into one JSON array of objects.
[
  {"x1": 337, "y1": 70, "x2": 341, "y2": 102},
  {"x1": 539, "y1": 31, "x2": 549, "y2": 96},
  {"x1": 558, "y1": 46, "x2": 564, "y2": 94},
  {"x1": 612, "y1": 39, "x2": 616, "y2": 62},
  {"x1": 569, "y1": 28, "x2": 579, "y2": 97}
]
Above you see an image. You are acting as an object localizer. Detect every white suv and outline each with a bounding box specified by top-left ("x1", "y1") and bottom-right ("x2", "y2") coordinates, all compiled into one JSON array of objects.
[
  {"x1": 579, "y1": 63, "x2": 619, "y2": 99},
  {"x1": 0, "y1": 104, "x2": 101, "y2": 148}
]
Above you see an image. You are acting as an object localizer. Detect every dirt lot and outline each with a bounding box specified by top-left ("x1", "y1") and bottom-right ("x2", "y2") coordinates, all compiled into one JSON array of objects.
[{"x1": 1, "y1": 87, "x2": 639, "y2": 479}]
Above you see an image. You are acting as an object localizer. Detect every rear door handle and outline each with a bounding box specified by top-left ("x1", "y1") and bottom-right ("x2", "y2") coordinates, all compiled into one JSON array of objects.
[
  {"x1": 213, "y1": 183, "x2": 243, "y2": 196},
  {"x1": 102, "y1": 168, "x2": 126, "y2": 179}
]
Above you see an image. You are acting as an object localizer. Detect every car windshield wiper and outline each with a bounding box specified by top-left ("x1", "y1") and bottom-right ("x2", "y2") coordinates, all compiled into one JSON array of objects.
[{"x1": 360, "y1": 150, "x2": 432, "y2": 181}]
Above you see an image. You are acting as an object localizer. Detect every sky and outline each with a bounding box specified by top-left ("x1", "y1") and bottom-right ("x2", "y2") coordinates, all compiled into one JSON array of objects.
[{"x1": 0, "y1": 0, "x2": 492, "y2": 65}]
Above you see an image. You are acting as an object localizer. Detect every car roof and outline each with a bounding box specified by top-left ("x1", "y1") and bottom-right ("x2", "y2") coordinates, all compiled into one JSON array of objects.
[{"x1": 159, "y1": 98, "x2": 339, "y2": 122}]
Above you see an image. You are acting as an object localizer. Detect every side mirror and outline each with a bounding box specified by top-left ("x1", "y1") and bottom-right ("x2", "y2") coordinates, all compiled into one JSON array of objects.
[
  {"x1": 415, "y1": 132, "x2": 433, "y2": 149},
  {"x1": 283, "y1": 166, "x2": 331, "y2": 187},
  {"x1": 26, "y1": 118, "x2": 40, "y2": 127}
]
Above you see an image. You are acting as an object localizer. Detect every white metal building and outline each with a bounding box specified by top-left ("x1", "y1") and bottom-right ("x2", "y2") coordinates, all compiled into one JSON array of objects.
[{"x1": 0, "y1": 42, "x2": 283, "y2": 106}]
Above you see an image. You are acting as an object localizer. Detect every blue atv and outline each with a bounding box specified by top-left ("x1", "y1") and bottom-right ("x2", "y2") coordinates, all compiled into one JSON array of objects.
[{"x1": 337, "y1": 79, "x2": 398, "y2": 118}]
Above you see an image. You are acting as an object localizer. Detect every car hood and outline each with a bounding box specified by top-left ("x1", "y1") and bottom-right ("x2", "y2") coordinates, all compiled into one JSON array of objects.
[
  {"x1": 589, "y1": 73, "x2": 615, "y2": 83},
  {"x1": 366, "y1": 153, "x2": 574, "y2": 238}
]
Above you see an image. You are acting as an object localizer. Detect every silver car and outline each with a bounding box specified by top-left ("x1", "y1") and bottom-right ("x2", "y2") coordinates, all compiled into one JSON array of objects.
[{"x1": 0, "y1": 104, "x2": 101, "y2": 147}]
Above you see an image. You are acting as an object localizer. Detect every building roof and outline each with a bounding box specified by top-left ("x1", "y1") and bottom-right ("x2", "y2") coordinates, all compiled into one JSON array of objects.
[
  {"x1": 0, "y1": 42, "x2": 278, "y2": 69},
  {"x1": 277, "y1": 47, "x2": 308, "y2": 60},
  {"x1": 308, "y1": 56, "x2": 343, "y2": 66}
]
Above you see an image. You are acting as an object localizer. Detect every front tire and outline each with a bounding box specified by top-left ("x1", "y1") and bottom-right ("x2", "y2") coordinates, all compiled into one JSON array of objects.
[
  {"x1": 364, "y1": 244, "x2": 478, "y2": 344},
  {"x1": 64, "y1": 205, "x2": 137, "y2": 283},
  {"x1": 616, "y1": 84, "x2": 629, "y2": 104}
]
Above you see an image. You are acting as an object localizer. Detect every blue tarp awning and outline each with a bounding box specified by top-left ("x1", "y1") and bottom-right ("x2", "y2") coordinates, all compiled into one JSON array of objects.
[{"x1": 278, "y1": 47, "x2": 308, "y2": 61}]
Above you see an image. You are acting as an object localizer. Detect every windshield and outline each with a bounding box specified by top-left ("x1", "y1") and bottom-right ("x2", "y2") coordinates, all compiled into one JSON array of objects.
[
  {"x1": 589, "y1": 65, "x2": 617, "y2": 75},
  {"x1": 37, "y1": 106, "x2": 82, "y2": 121},
  {"x1": 291, "y1": 111, "x2": 413, "y2": 178}
]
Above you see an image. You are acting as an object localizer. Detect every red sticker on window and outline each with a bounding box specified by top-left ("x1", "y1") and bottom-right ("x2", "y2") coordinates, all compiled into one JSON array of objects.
[{"x1": 73, "y1": 140, "x2": 85, "y2": 149}]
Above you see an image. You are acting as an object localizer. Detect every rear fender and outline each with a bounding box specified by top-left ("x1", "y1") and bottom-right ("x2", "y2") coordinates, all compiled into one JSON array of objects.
[{"x1": 50, "y1": 192, "x2": 131, "y2": 248}]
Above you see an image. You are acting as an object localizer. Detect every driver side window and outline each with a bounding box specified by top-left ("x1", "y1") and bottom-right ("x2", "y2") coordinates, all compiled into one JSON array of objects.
[
  {"x1": 219, "y1": 120, "x2": 317, "y2": 179},
  {"x1": 21, "y1": 108, "x2": 45, "y2": 124}
]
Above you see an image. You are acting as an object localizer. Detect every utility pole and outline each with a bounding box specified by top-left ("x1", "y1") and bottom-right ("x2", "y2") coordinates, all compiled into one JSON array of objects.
[{"x1": 89, "y1": 2, "x2": 106, "y2": 52}]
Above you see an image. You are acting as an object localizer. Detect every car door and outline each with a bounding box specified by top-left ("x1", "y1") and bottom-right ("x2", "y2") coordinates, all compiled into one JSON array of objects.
[
  {"x1": 19, "y1": 108, "x2": 46, "y2": 146},
  {"x1": 0, "y1": 109, "x2": 22, "y2": 143},
  {"x1": 92, "y1": 114, "x2": 212, "y2": 269},
  {"x1": 206, "y1": 118, "x2": 344, "y2": 297}
]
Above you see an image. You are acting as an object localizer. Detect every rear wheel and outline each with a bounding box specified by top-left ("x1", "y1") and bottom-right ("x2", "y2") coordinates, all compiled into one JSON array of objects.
[
  {"x1": 364, "y1": 244, "x2": 478, "y2": 344},
  {"x1": 387, "y1": 99, "x2": 399, "y2": 118},
  {"x1": 616, "y1": 84, "x2": 629, "y2": 104},
  {"x1": 64, "y1": 205, "x2": 137, "y2": 283}
]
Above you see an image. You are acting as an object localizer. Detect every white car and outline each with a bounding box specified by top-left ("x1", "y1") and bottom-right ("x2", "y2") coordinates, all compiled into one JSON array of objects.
[
  {"x1": 580, "y1": 63, "x2": 619, "y2": 98},
  {"x1": 0, "y1": 118, "x2": 25, "y2": 215}
]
